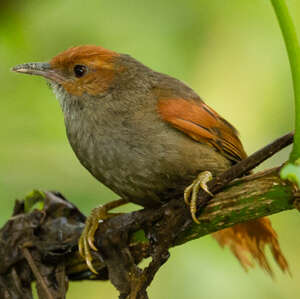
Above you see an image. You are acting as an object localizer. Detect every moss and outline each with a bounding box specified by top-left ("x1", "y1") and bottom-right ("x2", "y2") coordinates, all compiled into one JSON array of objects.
[
  {"x1": 175, "y1": 183, "x2": 295, "y2": 246},
  {"x1": 130, "y1": 229, "x2": 148, "y2": 243}
]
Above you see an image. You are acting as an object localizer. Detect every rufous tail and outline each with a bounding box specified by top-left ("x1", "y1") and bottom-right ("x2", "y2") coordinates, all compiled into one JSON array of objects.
[{"x1": 212, "y1": 217, "x2": 290, "y2": 276}]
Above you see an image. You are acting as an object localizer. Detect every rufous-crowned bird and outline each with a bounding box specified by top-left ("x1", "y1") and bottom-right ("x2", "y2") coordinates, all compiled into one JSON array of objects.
[{"x1": 12, "y1": 45, "x2": 289, "y2": 275}]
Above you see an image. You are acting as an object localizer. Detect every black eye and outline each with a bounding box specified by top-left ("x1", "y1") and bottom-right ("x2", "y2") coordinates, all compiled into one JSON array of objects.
[{"x1": 73, "y1": 65, "x2": 87, "y2": 78}]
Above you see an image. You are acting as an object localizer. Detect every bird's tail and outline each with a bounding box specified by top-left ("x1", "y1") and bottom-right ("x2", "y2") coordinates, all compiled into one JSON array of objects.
[{"x1": 212, "y1": 217, "x2": 290, "y2": 276}]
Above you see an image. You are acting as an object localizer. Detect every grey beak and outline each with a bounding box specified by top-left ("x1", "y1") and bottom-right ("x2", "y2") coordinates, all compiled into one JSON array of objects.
[
  {"x1": 11, "y1": 62, "x2": 64, "y2": 82},
  {"x1": 12, "y1": 62, "x2": 51, "y2": 75}
]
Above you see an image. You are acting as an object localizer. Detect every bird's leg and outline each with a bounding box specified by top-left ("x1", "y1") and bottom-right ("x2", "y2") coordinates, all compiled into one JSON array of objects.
[
  {"x1": 184, "y1": 171, "x2": 213, "y2": 224},
  {"x1": 78, "y1": 198, "x2": 129, "y2": 274}
]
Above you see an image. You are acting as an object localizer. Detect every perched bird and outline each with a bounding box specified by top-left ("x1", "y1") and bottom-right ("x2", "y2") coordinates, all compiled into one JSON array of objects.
[{"x1": 12, "y1": 45, "x2": 288, "y2": 275}]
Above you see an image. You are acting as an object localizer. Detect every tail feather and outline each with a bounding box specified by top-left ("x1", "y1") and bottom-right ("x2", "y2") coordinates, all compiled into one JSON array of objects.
[{"x1": 212, "y1": 217, "x2": 290, "y2": 276}]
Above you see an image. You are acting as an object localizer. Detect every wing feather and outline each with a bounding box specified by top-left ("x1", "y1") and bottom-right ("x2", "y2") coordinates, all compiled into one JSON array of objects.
[{"x1": 157, "y1": 97, "x2": 247, "y2": 163}]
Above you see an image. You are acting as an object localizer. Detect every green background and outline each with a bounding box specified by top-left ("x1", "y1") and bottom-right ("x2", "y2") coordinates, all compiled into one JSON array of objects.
[{"x1": 1, "y1": 0, "x2": 300, "y2": 298}]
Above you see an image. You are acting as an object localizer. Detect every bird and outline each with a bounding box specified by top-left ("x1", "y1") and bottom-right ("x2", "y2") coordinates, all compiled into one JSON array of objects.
[{"x1": 12, "y1": 45, "x2": 289, "y2": 275}]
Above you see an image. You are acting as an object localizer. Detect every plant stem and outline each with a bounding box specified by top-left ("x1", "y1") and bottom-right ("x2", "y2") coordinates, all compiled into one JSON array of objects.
[{"x1": 271, "y1": 0, "x2": 300, "y2": 162}]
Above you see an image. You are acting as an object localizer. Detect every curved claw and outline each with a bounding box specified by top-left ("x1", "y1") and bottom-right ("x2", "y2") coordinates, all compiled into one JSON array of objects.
[
  {"x1": 184, "y1": 183, "x2": 194, "y2": 205},
  {"x1": 184, "y1": 171, "x2": 214, "y2": 224},
  {"x1": 78, "y1": 199, "x2": 129, "y2": 274},
  {"x1": 78, "y1": 235, "x2": 84, "y2": 258},
  {"x1": 84, "y1": 237, "x2": 98, "y2": 274},
  {"x1": 78, "y1": 205, "x2": 107, "y2": 274},
  {"x1": 87, "y1": 219, "x2": 102, "y2": 251}
]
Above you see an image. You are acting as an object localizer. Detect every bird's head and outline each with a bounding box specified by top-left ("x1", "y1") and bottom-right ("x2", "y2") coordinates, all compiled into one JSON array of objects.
[{"x1": 12, "y1": 45, "x2": 123, "y2": 101}]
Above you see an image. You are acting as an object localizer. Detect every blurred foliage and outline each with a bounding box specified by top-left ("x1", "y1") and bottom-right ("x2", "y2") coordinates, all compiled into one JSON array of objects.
[{"x1": 1, "y1": 0, "x2": 300, "y2": 298}]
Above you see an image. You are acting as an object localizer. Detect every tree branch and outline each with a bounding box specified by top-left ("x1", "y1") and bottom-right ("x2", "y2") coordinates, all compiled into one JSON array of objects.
[
  {"x1": 0, "y1": 168, "x2": 297, "y2": 299},
  {"x1": 71, "y1": 166, "x2": 297, "y2": 274}
]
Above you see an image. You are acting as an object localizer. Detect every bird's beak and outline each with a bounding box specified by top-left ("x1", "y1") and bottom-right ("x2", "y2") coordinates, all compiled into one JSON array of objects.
[{"x1": 11, "y1": 62, "x2": 65, "y2": 83}]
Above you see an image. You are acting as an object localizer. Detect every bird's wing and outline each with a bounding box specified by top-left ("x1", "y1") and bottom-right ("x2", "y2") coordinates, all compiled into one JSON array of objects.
[{"x1": 157, "y1": 97, "x2": 247, "y2": 163}]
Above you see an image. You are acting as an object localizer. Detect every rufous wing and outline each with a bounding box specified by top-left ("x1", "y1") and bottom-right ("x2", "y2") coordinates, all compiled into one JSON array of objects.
[{"x1": 157, "y1": 97, "x2": 247, "y2": 163}]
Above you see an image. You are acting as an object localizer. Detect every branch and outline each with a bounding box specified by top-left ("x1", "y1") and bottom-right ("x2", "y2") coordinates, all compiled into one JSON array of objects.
[
  {"x1": 0, "y1": 168, "x2": 298, "y2": 299},
  {"x1": 196, "y1": 131, "x2": 294, "y2": 209}
]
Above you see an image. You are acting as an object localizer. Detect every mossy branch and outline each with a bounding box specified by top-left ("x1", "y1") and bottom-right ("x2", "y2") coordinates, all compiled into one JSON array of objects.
[
  {"x1": 1, "y1": 166, "x2": 298, "y2": 299},
  {"x1": 70, "y1": 167, "x2": 297, "y2": 276}
]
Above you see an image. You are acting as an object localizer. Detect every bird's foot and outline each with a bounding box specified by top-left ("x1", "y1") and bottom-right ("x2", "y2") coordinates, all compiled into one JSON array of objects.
[
  {"x1": 184, "y1": 171, "x2": 213, "y2": 224},
  {"x1": 78, "y1": 198, "x2": 128, "y2": 274}
]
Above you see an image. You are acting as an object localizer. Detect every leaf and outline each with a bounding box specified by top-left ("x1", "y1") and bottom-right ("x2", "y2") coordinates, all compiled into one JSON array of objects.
[
  {"x1": 24, "y1": 190, "x2": 45, "y2": 213},
  {"x1": 280, "y1": 161, "x2": 300, "y2": 187}
]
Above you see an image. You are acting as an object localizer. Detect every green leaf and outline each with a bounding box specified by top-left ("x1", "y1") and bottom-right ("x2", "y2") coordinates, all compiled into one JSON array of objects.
[
  {"x1": 24, "y1": 190, "x2": 45, "y2": 213},
  {"x1": 280, "y1": 162, "x2": 300, "y2": 187}
]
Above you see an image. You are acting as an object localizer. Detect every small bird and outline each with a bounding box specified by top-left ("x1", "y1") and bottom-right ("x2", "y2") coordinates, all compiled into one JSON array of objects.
[{"x1": 12, "y1": 45, "x2": 288, "y2": 275}]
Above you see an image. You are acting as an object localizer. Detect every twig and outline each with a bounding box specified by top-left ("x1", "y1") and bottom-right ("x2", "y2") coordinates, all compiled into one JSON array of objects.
[
  {"x1": 21, "y1": 248, "x2": 54, "y2": 299},
  {"x1": 197, "y1": 131, "x2": 294, "y2": 209},
  {"x1": 56, "y1": 262, "x2": 66, "y2": 298}
]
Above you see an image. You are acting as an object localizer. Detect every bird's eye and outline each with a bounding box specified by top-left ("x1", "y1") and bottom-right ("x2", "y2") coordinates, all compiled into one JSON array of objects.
[{"x1": 73, "y1": 65, "x2": 87, "y2": 78}]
